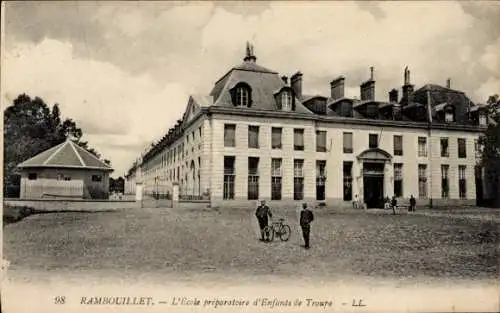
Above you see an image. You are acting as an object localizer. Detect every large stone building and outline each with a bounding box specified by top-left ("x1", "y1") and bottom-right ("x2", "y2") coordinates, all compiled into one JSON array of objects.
[{"x1": 127, "y1": 43, "x2": 492, "y2": 208}]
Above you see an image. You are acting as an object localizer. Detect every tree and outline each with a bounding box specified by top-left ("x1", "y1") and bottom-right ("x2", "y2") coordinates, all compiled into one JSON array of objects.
[
  {"x1": 3, "y1": 94, "x2": 106, "y2": 195},
  {"x1": 478, "y1": 94, "x2": 500, "y2": 207}
]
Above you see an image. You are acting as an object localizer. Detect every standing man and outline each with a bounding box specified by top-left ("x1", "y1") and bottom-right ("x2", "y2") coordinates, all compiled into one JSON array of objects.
[
  {"x1": 300, "y1": 203, "x2": 314, "y2": 249},
  {"x1": 391, "y1": 195, "x2": 397, "y2": 215},
  {"x1": 255, "y1": 200, "x2": 272, "y2": 241},
  {"x1": 409, "y1": 195, "x2": 416, "y2": 212}
]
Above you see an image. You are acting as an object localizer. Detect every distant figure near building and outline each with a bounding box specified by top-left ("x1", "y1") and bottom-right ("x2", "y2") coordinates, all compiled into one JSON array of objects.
[
  {"x1": 391, "y1": 196, "x2": 397, "y2": 215},
  {"x1": 300, "y1": 203, "x2": 314, "y2": 249},
  {"x1": 255, "y1": 200, "x2": 272, "y2": 241},
  {"x1": 409, "y1": 195, "x2": 416, "y2": 212}
]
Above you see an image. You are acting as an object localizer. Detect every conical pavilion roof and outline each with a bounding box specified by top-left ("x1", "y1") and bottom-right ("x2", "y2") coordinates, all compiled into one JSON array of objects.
[{"x1": 17, "y1": 140, "x2": 113, "y2": 172}]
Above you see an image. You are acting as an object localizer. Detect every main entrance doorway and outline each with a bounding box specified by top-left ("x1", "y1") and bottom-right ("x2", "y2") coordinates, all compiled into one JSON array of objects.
[{"x1": 363, "y1": 162, "x2": 384, "y2": 208}]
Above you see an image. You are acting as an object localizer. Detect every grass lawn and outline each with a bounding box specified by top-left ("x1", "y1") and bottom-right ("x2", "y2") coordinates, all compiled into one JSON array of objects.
[{"x1": 3, "y1": 207, "x2": 498, "y2": 285}]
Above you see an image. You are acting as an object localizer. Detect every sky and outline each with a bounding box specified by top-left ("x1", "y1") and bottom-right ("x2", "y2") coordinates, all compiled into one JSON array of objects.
[{"x1": 2, "y1": 1, "x2": 500, "y2": 177}]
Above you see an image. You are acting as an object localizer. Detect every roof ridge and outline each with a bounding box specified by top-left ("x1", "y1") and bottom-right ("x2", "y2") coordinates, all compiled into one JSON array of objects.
[
  {"x1": 43, "y1": 141, "x2": 67, "y2": 165},
  {"x1": 73, "y1": 143, "x2": 111, "y2": 168},
  {"x1": 69, "y1": 141, "x2": 86, "y2": 167}
]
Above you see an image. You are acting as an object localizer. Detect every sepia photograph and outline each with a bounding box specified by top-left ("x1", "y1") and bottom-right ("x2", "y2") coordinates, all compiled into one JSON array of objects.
[{"x1": 1, "y1": 1, "x2": 499, "y2": 312}]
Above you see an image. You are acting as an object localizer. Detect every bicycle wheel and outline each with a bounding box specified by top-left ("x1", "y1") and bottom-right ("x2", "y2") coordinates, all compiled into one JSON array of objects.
[
  {"x1": 264, "y1": 225, "x2": 274, "y2": 242},
  {"x1": 278, "y1": 225, "x2": 291, "y2": 242}
]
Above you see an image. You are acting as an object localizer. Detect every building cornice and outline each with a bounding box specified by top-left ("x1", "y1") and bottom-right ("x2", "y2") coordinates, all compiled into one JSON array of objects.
[{"x1": 207, "y1": 106, "x2": 486, "y2": 132}]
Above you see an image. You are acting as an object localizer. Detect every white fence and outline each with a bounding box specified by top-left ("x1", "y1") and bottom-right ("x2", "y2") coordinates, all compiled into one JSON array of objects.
[{"x1": 21, "y1": 180, "x2": 84, "y2": 199}]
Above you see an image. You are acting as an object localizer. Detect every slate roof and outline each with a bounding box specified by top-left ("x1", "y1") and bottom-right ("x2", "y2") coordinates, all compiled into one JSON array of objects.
[
  {"x1": 18, "y1": 140, "x2": 113, "y2": 171},
  {"x1": 191, "y1": 94, "x2": 213, "y2": 107},
  {"x1": 209, "y1": 61, "x2": 314, "y2": 114}
]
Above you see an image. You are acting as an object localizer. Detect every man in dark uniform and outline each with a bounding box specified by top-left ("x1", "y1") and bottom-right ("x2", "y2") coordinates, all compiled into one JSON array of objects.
[
  {"x1": 409, "y1": 195, "x2": 416, "y2": 212},
  {"x1": 255, "y1": 200, "x2": 272, "y2": 241},
  {"x1": 391, "y1": 195, "x2": 397, "y2": 215},
  {"x1": 300, "y1": 203, "x2": 314, "y2": 249}
]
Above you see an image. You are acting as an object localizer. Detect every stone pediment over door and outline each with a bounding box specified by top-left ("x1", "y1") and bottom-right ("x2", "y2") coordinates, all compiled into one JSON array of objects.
[{"x1": 357, "y1": 148, "x2": 392, "y2": 163}]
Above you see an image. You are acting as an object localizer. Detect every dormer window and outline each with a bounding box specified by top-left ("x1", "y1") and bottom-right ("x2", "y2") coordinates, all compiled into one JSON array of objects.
[
  {"x1": 274, "y1": 87, "x2": 295, "y2": 111},
  {"x1": 443, "y1": 105, "x2": 455, "y2": 123},
  {"x1": 282, "y1": 92, "x2": 292, "y2": 111},
  {"x1": 236, "y1": 87, "x2": 249, "y2": 106},
  {"x1": 479, "y1": 114, "x2": 487, "y2": 126},
  {"x1": 230, "y1": 83, "x2": 252, "y2": 107},
  {"x1": 445, "y1": 112, "x2": 453, "y2": 122}
]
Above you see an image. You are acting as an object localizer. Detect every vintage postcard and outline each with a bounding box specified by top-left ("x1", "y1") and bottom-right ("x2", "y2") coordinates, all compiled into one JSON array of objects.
[{"x1": 1, "y1": 1, "x2": 499, "y2": 312}]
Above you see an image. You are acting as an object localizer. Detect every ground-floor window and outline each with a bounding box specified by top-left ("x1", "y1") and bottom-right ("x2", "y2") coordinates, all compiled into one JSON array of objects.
[
  {"x1": 271, "y1": 158, "x2": 282, "y2": 200},
  {"x1": 316, "y1": 160, "x2": 326, "y2": 201},
  {"x1": 394, "y1": 163, "x2": 403, "y2": 197},
  {"x1": 248, "y1": 157, "x2": 259, "y2": 200},
  {"x1": 223, "y1": 156, "x2": 235, "y2": 200},
  {"x1": 459, "y1": 165, "x2": 467, "y2": 199},
  {"x1": 294, "y1": 159, "x2": 304, "y2": 200},
  {"x1": 343, "y1": 161, "x2": 353, "y2": 201},
  {"x1": 418, "y1": 164, "x2": 427, "y2": 198},
  {"x1": 441, "y1": 165, "x2": 449, "y2": 198}
]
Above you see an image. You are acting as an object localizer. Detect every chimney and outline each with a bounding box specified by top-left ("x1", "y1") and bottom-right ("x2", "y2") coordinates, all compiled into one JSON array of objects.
[
  {"x1": 281, "y1": 76, "x2": 288, "y2": 85},
  {"x1": 291, "y1": 71, "x2": 303, "y2": 99},
  {"x1": 446, "y1": 78, "x2": 451, "y2": 88},
  {"x1": 402, "y1": 66, "x2": 414, "y2": 105},
  {"x1": 330, "y1": 76, "x2": 345, "y2": 100},
  {"x1": 360, "y1": 67, "x2": 375, "y2": 101},
  {"x1": 389, "y1": 89, "x2": 399, "y2": 103}
]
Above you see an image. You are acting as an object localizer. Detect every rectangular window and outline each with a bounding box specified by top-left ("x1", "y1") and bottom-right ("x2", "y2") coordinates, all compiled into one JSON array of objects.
[
  {"x1": 440, "y1": 138, "x2": 449, "y2": 157},
  {"x1": 224, "y1": 124, "x2": 236, "y2": 147},
  {"x1": 271, "y1": 158, "x2": 282, "y2": 200},
  {"x1": 369, "y1": 134, "x2": 378, "y2": 149},
  {"x1": 393, "y1": 135, "x2": 403, "y2": 156},
  {"x1": 475, "y1": 139, "x2": 482, "y2": 159},
  {"x1": 343, "y1": 161, "x2": 353, "y2": 201},
  {"x1": 441, "y1": 165, "x2": 449, "y2": 199},
  {"x1": 418, "y1": 137, "x2": 427, "y2": 157},
  {"x1": 199, "y1": 126, "x2": 202, "y2": 138},
  {"x1": 92, "y1": 175, "x2": 102, "y2": 182},
  {"x1": 418, "y1": 164, "x2": 427, "y2": 198},
  {"x1": 394, "y1": 163, "x2": 403, "y2": 197},
  {"x1": 223, "y1": 156, "x2": 235, "y2": 200},
  {"x1": 458, "y1": 138, "x2": 467, "y2": 158},
  {"x1": 343, "y1": 132, "x2": 353, "y2": 154},
  {"x1": 479, "y1": 114, "x2": 487, "y2": 126},
  {"x1": 459, "y1": 165, "x2": 467, "y2": 199},
  {"x1": 294, "y1": 129, "x2": 304, "y2": 151},
  {"x1": 316, "y1": 131, "x2": 327, "y2": 152},
  {"x1": 247, "y1": 157, "x2": 259, "y2": 200},
  {"x1": 271, "y1": 127, "x2": 282, "y2": 149},
  {"x1": 316, "y1": 160, "x2": 326, "y2": 201},
  {"x1": 294, "y1": 159, "x2": 304, "y2": 200},
  {"x1": 28, "y1": 173, "x2": 37, "y2": 180},
  {"x1": 248, "y1": 125, "x2": 259, "y2": 149}
]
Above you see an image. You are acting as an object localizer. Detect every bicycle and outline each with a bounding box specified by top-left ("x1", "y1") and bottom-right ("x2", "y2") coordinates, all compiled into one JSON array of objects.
[{"x1": 263, "y1": 218, "x2": 291, "y2": 242}]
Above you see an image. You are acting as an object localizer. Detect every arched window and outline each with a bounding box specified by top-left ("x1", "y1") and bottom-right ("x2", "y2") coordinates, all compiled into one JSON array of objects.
[
  {"x1": 231, "y1": 83, "x2": 252, "y2": 107},
  {"x1": 282, "y1": 91, "x2": 292, "y2": 111},
  {"x1": 235, "y1": 86, "x2": 250, "y2": 107}
]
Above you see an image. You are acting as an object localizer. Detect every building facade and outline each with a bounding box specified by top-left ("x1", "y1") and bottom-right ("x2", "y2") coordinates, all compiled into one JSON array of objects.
[{"x1": 128, "y1": 43, "x2": 490, "y2": 208}]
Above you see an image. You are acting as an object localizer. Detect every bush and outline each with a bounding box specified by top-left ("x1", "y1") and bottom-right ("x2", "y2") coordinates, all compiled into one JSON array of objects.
[{"x1": 3, "y1": 205, "x2": 36, "y2": 225}]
